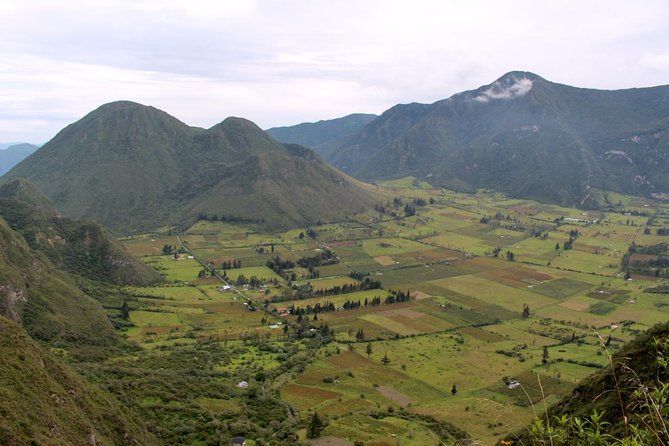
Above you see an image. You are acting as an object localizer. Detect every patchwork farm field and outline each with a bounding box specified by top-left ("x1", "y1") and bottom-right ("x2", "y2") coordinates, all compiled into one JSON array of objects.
[{"x1": 110, "y1": 178, "x2": 669, "y2": 445}]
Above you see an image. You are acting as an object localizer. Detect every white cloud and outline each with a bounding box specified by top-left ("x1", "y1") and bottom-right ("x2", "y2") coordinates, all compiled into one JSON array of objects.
[
  {"x1": 0, "y1": 0, "x2": 668, "y2": 142},
  {"x1": 473, "y1": 77, "x2": 533, "y2": 103}
]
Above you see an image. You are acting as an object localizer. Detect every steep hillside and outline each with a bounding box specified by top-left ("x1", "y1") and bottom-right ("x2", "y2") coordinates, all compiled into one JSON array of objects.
[
  {"x1": 0, "y1": 179, "x2": 161, "y2": 285},
  {"x1": 3, "y1": 102, "x2": 382, "y2": 232},
  {"x1": 0, "y1": 316, "x2": 156, "y2": 446},
  {"x1": 0, "y1": 214, "x2": 117, "y2": 345},
  {"x1": 333, "y1": 72, "x2": 669, "y2": 207},
  {"x1": 508, "y1": 321, "x2": 669, "y2": 444},
  {"x1": 266, "y1": 113, "x2": 377, "y2": 158},
  {"x1": 0, "y1": 143, "x2": 38, "y2": 175}
]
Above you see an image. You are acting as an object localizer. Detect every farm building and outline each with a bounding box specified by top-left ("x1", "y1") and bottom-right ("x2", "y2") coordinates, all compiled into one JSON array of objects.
[
  {"x1": 237, "y1": 381, "x2": 249, "y2": 389},
  {"x1": 231, "y1": 437, "x2": 247, "y2": 446}
]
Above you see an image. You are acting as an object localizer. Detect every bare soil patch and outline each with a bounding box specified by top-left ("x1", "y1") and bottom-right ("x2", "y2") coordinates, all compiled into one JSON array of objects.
[
  {"x1": 376, "y1": 385, "x2": 412, "y2": 406},
  {"x1": 310, "y1": 436, "x2": 353, "y2": 446},
  {"x1": 374, "y1": 255, "x2": 396, "y2": 266}
]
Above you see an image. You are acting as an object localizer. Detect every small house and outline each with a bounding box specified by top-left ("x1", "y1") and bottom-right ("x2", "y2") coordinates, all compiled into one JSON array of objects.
[
  {"x1": 232, "y1": 437, "x2": 246, "y2": 446},
  {"x1": 507, "y1": 380, "x2": 520, "y2": 390},
  {"x1": 237, "y1": 381, "x2": 249, "y2": 389}
]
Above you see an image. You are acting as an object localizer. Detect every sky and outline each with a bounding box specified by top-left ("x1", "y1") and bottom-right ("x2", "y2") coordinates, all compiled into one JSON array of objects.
[{"x1": 1, "y1": 0, "x2": 669, "y2": 143}]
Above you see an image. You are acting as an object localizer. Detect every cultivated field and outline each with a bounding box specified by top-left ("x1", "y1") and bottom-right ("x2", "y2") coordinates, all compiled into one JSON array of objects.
[{"x1": 112, "y1": 178, "x2": 669, "y2": 445}]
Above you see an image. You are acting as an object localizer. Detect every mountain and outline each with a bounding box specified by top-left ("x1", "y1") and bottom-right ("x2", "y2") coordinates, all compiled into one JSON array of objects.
[
  {"x1": 266, "y1": 113, "x2": 377, "y2": 158},
  {"x1": 0, "y1": 179, "x2": 160, "y2": 346},
  {"x1": 332, "y1": 72, "x2": 669, "y2": 207},
  {"x1": 0, "y1": 179, "x2": 161, "y2": 285},
  {"x1": 0, "y1": 143, "x2": 38, "y2": 176},
  {"x1": 0, "y1": 142, "x2": 29, "y2": 150},
  {"x1": 0, "y1": 316, "x2": 156, "y2": 445},
  {"x1": 0, "y1": 180, "x2": 161, "y2": 444},
  {"x1": 2, "y1": 101, "x2": 382, "y2": 232}
]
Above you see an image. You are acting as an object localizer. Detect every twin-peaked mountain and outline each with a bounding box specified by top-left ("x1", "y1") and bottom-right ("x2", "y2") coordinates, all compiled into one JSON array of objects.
[
  {"x1": 3, "y1": 101, "x2": 382, "y2": 232},
  {"x1": 272, "y1": 72, "x2": 669, "y2": 207}
]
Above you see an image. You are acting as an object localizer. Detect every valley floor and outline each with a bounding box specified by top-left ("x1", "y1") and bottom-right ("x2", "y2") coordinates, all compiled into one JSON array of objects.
[{"x1": 105, "y1": 179, "x2": 669, "y2": 445}]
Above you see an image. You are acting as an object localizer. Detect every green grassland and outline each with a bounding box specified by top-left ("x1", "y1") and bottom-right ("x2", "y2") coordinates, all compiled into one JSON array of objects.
[{"x1": 106, "y1": 179, "x2": 669, "y2": 445}]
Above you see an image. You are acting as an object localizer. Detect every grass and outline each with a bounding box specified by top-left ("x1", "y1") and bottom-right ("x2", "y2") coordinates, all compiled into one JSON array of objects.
[{"x1": 113, "y1": 181, "x2": 669, "y2": 445}]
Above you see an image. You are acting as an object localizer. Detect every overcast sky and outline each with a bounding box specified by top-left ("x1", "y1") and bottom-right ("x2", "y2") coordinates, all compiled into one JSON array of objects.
[{"x1": 1, "y1": 0, "x2": 668, "y2": 142}]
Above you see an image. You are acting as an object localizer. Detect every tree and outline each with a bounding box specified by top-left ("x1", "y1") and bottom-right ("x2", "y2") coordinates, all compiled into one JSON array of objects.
[
  {"x1": 542, "y1": 346, "x2": 549, "y2": 364},
  {"x1": 506, "y1": 250, "x2": 515, "y2": 261},
  {"x1": 366, "y1": 343, "x2": 373, "y2": 357},
  {"x1": 355, "y1": 328, "x2": 365, "y2": 341},
  {"x1": 522, "y1": 304, "x2": 530, "y2": 319},
  {"x1": 120, "y1": 300, "x2": 130, "y2": 320},
  {"x1": 555, "y1": 243, "x2": 560, "y2": 251},
  {"x1": 307, "y1": 411, "x2": 326, "y2": 438},
  {"x1": 382, "y1": 353, "x2": 390, "y2": 365},
  {"x1": 451, "y1": 384, "x2": 457, "y2": 395}
]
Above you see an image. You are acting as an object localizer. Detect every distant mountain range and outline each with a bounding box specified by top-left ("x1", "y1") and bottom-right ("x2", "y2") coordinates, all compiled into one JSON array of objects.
[
  {"x1": 2, "y1": 101, "x2": 383, "y2": 232},
  {"x1": 276, "y1": 72, "x2": 669, "y2": 207},
  {"x1": 0, "y1": 142, "x2": 30, "y2": 150},
  {"x1": 0, "y1": 143, "x2": 39, "y2": 176},
  {"x1": 267, "y1": 113, "x2": 377, "y2": 159}
]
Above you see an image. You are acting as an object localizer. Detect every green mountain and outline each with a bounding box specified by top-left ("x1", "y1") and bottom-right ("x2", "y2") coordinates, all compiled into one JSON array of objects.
[
  {"x1": 0, "y1": 143, "x2": 38, "y2": 176},
  {"x1": 266, "y1": 113, "x2": 377, "y2": 158},
  {"x1": 0, "y1": 179, "x2": 161, "y2": 285},
  {"x1": 0, "y1": 181, "x2": 160, "y2": 444},
  {"x1": 0, "y1": 316, "x2": 156, "y2": 445},
  {"x1": 2, "y1": 101, "x2": 382, "y2": 232},
  {"x1": 332, "y1": 72, "x2": 669, "y2": 207},
  {"x1": 0, "y1": 179, "x2": 160, "y2": 346}
]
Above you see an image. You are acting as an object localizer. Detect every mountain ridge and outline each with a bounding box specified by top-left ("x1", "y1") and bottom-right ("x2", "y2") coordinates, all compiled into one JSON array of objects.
[
  {"x1": 0, "y1": 143, "x2": 39, "y2": 176},
  {"x1": 329, "y1": 72, "x2": 669, "y2": 207},
  {"x1": 266, "y1": 113, "x2": 378, "y2": 159},
  {"x1": 3, "y1": 101, "x2": 383, "y2": 232}
]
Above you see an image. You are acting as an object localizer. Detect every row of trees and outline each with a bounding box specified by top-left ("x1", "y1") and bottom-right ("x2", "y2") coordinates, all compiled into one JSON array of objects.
[
  {"x1": 287, "y1": 289, "x2": 413, "y2": 316},
  {"x1": 311, "y1": 278, "x2": 382, "y2": 297},
  {"x1": 266, "y1": 256, "x2": 295, "y2": 279},
  {"x1": 196, "y1": 213, "x2": 265, "y2": 224},
  {"x1": 220, "y1": 259, "x2": 242, "y2": 269}
]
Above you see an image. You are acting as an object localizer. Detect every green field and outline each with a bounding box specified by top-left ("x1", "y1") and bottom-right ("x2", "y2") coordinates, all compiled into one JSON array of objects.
[{"x1": 109, "y1": 181, "x2": 669, "y2": 445}]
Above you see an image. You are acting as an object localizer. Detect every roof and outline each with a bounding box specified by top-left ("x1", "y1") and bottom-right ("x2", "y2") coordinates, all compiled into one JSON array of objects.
[{"x1": 232, "y1": 436, "x2": 246, "y2": 445}]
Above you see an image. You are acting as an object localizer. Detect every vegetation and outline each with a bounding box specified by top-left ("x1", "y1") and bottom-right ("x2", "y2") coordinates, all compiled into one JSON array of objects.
[
  {"x1": 331, "y1": 72, "x2": 669, "y2": 208},
  {"x1": 509, "y1": 322, "x2": 669, "y2": 445},
  {"x1": 2, "y1": 173, "x2": 669, "y2": 445},
  {"x1": 266, "y1": 113, "x2": 377, "y2": 159},
  {"x1": 0, "y1": 316, "x2": 156, "y2": 445},
  {"x1": 2, "y1": 101, "x2": 383, "y2": 232}
]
